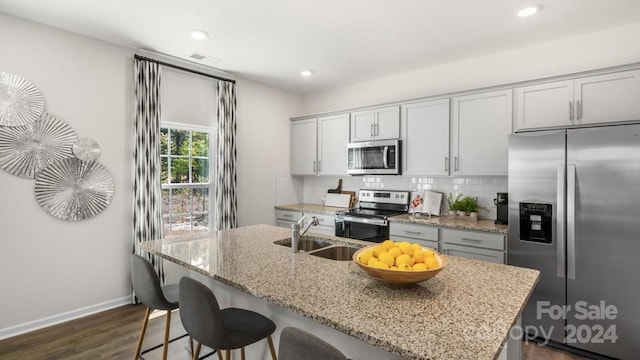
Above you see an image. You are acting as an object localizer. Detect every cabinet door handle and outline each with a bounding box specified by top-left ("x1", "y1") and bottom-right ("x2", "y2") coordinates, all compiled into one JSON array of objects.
[
  {"x1": 404, "y1": 230, "x2": 422, "y2": 235},
  {"x1": 375, "y1": 123, "x2": 379, "y2": 136},
  {"x1": 461, "y1": 237, "x2": 482, "y2": 242},
  {"x1": 318, "y1": 161, "x2": 322, "y2": 172},
  {"x1": 283, "y1": 214, "x2": 293, "y2": 218},
  {"x1": 577, "y1": 100, "x2": 582, "y2": 120},
  {"x1": 313, "y1": 161, "x2": 316, "y2": 173},
  {"x1": 370, "y1": 124, "x2": 374, "y2": 137},
  {"x1": 569, "y1": 101, "x2": 574, "y2": 122},
  {"x1": 454, "y1": 156, "x2": 459, "y2": 171},
  {"x1": 445, "y1": 157, "x2": 449, "y2": 173}
]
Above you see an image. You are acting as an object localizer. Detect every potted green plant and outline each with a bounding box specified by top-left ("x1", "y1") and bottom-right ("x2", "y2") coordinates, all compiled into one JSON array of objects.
[
  {"x1": 447, "y1": 193, "x2": 463, "y2": 217},
  {"x1": 460, "y1": 196, "x2": 487, "y2": 219}
]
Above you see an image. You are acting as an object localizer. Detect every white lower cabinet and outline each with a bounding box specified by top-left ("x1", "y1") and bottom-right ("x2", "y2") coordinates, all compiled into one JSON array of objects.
[
  {"x1": 307, "y1": 213, "x2": 336, "y2": 236},
  {"x1": 274, "y1": 210, "x2": 335, "y2": 236},
  {"x1": 389, "y1": 222, "x2": 439, "y2": 251},
  {"x1": 275, "y1": 209, "x2": 303, "y2": 229},
  {"x1": 441, "y1": 228, "x2": 506, "y2": 264}
]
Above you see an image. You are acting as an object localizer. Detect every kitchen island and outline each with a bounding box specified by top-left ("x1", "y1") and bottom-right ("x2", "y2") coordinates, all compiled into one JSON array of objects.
[{"x1": 142, "y1": 225, "x2": 538, "y2": 360}]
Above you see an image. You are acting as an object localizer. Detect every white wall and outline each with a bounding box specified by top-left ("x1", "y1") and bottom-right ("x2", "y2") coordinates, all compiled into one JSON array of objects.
[
  {"x1": 301, "y1": 21, "x2": 640, "y2": 115},
  {"x1": 0, "y1": 14, "x2": 134, "y2": 334},
  {"x1": 0, "y1": 13, "x2": 301, "y2": 337},
  {"x1": 236, "y1": 79, "x2": 302, "y2": 226}
]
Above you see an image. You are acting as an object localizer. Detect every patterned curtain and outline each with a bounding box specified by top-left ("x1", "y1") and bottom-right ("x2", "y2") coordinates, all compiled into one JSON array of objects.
[
  {"x1": 132, "y1": 58, "x2": 165, "y2": 289},
  {"x1": 215, "y1": 81, "x2": 238, "y2": 230}
]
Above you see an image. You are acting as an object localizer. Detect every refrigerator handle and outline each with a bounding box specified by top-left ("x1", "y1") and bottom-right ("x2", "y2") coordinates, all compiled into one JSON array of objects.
[
  {"x1": 557, "y1": 164, "x2": 566, "y2": 278},
  {"x1": 567, "y1": 164, "x2": 577, "y2": 280}
]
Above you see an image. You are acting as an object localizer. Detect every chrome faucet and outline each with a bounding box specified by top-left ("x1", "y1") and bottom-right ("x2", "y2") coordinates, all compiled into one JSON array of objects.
[{"x1": 290, "y1": 215, "x2": 319, "y2": 252}]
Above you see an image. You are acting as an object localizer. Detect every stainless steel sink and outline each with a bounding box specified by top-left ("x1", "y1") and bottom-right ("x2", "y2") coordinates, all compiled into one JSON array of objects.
[
  {"x1": 273, "y1": 236, "x2": 333, "y2": 251},
  {"x1": 308, "y1": 246, "x2": 358, "y2": 261}
]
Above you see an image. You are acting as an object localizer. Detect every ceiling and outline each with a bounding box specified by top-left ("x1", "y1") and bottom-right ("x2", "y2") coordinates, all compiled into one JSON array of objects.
[{"x1": 2, "y1": 0, "x2": 640, "y2": 95}]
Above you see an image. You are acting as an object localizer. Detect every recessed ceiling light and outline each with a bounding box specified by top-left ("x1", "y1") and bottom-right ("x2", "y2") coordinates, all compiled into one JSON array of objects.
[
  {"x1": 190, "y1": 30, "x2": 209, "y2": 40},
  {"x1": 517, "y1": 4, "x2": 541, "y2": 17},
  {"x1": 300, "y1": 70, "x2": 314, "y2": 77}
]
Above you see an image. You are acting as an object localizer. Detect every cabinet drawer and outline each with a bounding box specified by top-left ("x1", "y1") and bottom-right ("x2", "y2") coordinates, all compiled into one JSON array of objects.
[
  {"x1": 441, "y1": 229, "x2": 504, "y2": 251},
  {"x1": 390, "y1": 222, "x2": 438, "y2": 242},
  {"x1": 389, "y1": 235, "x2": 438, "y2": 252},
  {"x1": 310, "y1": 213, "x2": 335, "y2": 227},
  {"x1": 308, "y1": 225, "x2": 335, "y2": 237},
  {"x1": 442, "y1": 244, "x2": 505, "y2": 264},
  {"x1": 275, "y1": 209, "x2": 303, "y2": 221},
  {"x1": 275, "y1": 220, "x2": 296, "y2": 229}
]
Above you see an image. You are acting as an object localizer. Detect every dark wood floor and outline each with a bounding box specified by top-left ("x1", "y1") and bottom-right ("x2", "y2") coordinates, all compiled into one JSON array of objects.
[{"x1": 0, "y1": 304, "x2": 592, "y2": 359}]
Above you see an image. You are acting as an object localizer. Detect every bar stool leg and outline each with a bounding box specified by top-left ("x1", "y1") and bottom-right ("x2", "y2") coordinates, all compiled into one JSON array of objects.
[
  {"x1": 162, "y1": 310, "x2": 172, "y2": 360},
  {"x1": 216, "y1": 349, "x2": 223, "y2": 360},
  {"x1": 225, "y1": 350, "x2": 231, "y2": 360},
  {"x1": 134, "y1": 307, "x2": 151, "y2": 360},
  {"x1": 192, "y1": 342, "x2": 202, "y2": 360},
  {"x1": 267, "y1": 336, "x2": 277, "y2": 360},
  {"x1": 241, "y1": 347, "x2": 245, "y2": 360}
]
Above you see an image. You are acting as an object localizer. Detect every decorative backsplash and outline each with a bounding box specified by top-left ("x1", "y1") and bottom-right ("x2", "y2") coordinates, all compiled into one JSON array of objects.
[{"x1": 277, "y1": 175, "x2": 507, "y2": 220}]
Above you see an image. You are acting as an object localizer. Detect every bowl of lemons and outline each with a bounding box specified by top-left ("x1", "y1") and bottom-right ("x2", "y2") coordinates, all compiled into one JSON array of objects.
[{"x1": 352, "y1": 240, "x2": 447, "y2": 285}]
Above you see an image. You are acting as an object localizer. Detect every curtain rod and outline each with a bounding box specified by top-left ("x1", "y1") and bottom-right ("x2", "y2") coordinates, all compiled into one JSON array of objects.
[{"x1": 134, "y1": 54, "x2": 236, "y2": 84}]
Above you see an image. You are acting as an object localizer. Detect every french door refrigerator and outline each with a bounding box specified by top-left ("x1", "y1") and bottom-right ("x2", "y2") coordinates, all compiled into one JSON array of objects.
[{"x1": 508, "y1": 124, "x2": 640, "y2": 359}]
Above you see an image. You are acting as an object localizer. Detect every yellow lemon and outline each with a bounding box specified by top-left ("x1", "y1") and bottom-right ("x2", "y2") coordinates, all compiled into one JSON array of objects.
[
  {"x1": 399, "y1": 244, "x2": 414, "y2": 256},
  {"x1": 412, "y1": 263, "x2": 428, "y2": 271},
  {"x1": 372, "y1": 261, "x2": 389, "y2": 269},
  {"x1": 382, "y1": 239, "x2": 395, "y2": 249},
  {"x1": 388, "y1": 247, "x2": 402, "y2": 259},
  {"x1": 411, "y1": 243, "x2": 422, "y2": 252},
  {"x1": 373, "y1": 245, "x2": 387, "y2": 257},
  {"x1": 397, "y1": 263, "x2": 412, "y2": 271},
  {"x1": 367, "y1": 257, "x2": 379, "y2": 267},
  {"x1": 408, "y1": 257, "x2": 416, "y2": 266},
  {"x1": 425, "y1": 257, "x2": 440, "y2": 270},
  {"x1": 395, "y1": 254, "x2": 411, "y2": 267},
  {"x1": 358, "y1": 250, "x2": 374, "y2": 265},
  {"x1": 379, "y1": 252, "x2": 395, "y2": 267},
  {"x1": 412, "y1": 250, "x2": 425, "y2": 263},
  {"x1": 390, "y1": 266, "x2": 397, "y2": 270},
  {"x1": 422, "y1": 249, "x2": 435, "y2": 258}
]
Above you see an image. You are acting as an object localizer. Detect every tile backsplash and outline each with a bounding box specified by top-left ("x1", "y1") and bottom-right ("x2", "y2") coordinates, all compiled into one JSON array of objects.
[{"x1": 276, "y1": 175, "x2": 507, "y2": 220}]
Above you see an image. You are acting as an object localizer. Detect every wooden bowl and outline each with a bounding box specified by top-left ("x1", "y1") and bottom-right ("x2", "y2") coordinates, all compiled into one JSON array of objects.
[{"x1": 352, "y1": 245, "x2": 447, "y2": 285}]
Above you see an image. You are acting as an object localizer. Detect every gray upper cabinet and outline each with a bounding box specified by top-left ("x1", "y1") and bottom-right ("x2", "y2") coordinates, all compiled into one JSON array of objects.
[
  {"x1": 317, "y1": 113, "x2": 350, "y2": 175},
  {"x1": 350, "y1": 105, "x2": 400, "y2": 142},
  {"x1": 401, "y1": 99, "x2": 450, "y2": 176},
  {"x1": 515, "y1": 69, "x2": 640, "y2": 131},
  {"x1": 291, "y1": 114, "x2": 350, "y2": 176},
  {"x1": 451, "y1": 89, "x2": 512, "y2": 176},
  {"x1": 290, "y1": 118, "x2": 317, "y2": 175}
]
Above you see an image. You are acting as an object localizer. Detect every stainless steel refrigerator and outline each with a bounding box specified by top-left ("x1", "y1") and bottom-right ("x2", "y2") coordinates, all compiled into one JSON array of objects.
[{"x1": 508, "y1": 124, "x2": 640, "y2": 359}]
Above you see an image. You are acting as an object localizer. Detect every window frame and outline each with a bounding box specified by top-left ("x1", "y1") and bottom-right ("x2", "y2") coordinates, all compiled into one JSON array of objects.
[{"x1": 160, "y1": 121, "x2": 215, "y2": 238}]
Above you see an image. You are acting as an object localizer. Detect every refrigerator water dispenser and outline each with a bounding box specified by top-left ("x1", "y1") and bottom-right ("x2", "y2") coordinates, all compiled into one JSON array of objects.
[{"x1": 519, "y1": 203, "x2": 552, "y2": 244}]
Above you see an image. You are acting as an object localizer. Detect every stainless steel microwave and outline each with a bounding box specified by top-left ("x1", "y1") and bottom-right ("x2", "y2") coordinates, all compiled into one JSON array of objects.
[{"x1": 347, "y1": 139, "x2": 401, "y2": 175}]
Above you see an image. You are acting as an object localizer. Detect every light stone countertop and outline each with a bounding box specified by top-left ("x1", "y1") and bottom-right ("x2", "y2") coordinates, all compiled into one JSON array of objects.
[
  {"x1": 275, "y1": 203, "x2": 508, "y2": 234},
  {"x1": 390, "y1": 214, "x2": 509, "y2": 234},
  {"x1": 275, "y1": 203, "x2": 349, "y2": 215},
  {"x1": 142, "y1": 224, "x2": 538, "y2": 360}
]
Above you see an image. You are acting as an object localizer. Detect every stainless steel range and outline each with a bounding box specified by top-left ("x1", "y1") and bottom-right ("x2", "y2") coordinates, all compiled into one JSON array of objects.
[{"x1": 335, "y1": 189, "x2": 409, "y2": 243}]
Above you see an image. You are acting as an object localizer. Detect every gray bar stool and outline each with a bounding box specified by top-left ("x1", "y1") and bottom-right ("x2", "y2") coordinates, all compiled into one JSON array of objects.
[
  {"x1": 179, "y1": 276, "x2": 278, "y2": 360},
  {"x1": 278, "y1": 327, "x2": 348, "y2": 360},
  {"x1": 130, "y1": 254, "x2": 189, "y2": 360}
]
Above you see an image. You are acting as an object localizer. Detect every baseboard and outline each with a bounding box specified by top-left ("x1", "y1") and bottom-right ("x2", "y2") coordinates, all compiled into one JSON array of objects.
[{"x1": 0, "y1": 295, "x2": 131, "y2": 341}]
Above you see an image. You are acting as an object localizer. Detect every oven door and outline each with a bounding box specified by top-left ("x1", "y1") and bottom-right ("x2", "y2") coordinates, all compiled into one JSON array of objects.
[
  {"x1": 335, "y1": 215, "x2": 388, "y2": 243},
  {"x1": 347, "y1": 139, "x2": 400, "y2": 175}
]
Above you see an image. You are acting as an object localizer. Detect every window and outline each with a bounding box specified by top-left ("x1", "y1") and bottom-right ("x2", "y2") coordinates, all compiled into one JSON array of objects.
[{"x1": 160, "y1": 123, "x2": 214, "y2": 237}]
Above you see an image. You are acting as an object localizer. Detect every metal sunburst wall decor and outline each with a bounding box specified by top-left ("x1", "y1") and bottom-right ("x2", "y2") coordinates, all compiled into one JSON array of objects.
[
  {"x1": 0, "y1": 72, "x2": 46, "y2": 127},
  {"x1": 72, "y1": 137, "x2": 101, "y2": 161},
  {"x1": 34, "y1": 157, "x2": 115, "y2": 221},
  {"x1": 0, "y1": 112, "x2": 77, "y2": 178}
]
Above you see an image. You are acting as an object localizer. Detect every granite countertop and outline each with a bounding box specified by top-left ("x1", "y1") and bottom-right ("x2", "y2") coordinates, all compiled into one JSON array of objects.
[
  {"x1": 275, "y1": 203, "x2": 508, "y2": 234},
  {"x1": 275, "y1": 203, "x2": 350, "y2": 215},
  {"x1": 390, "y1": 214, "x2": 509, "y2": 234},
  {"x1": 142, "y1": 225, "x2": 538, "y2": 360}
]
